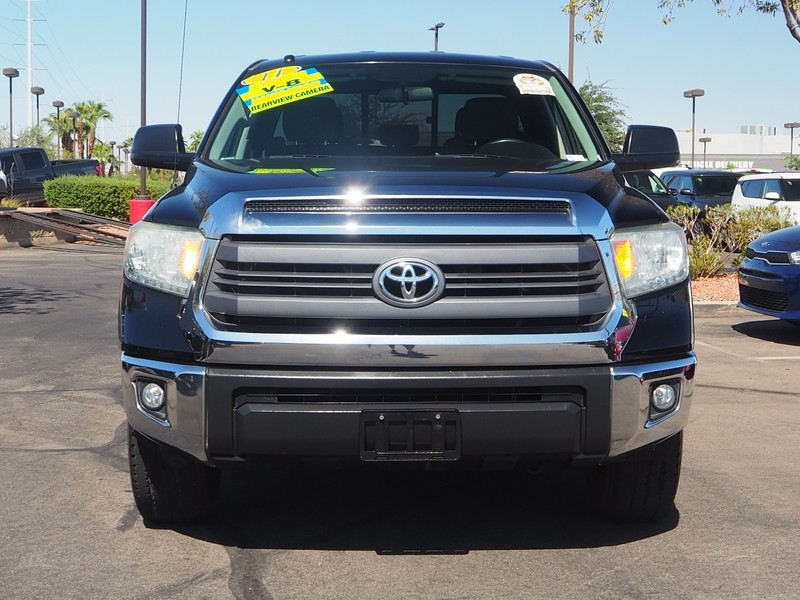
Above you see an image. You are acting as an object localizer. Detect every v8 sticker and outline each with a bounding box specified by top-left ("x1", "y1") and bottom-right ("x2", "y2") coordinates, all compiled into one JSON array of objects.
[{"x1": 236, "y1": 65, "x2": 334, "y2": 114}]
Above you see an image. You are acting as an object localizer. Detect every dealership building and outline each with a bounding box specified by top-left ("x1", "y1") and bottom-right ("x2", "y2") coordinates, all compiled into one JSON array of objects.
[{"x1": 674, "y1": 126, "x2": 799, "y2": 171}]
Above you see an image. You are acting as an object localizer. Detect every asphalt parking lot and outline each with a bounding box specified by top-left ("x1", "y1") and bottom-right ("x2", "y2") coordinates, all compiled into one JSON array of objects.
[{"x1": 0, "y1": 243, "x2": 798, "y2": 600}]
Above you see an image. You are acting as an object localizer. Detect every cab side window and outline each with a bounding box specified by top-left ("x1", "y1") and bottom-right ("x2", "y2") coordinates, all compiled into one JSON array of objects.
[
  {"x1": 741, "y1": 180, "x2": 766, "y2": 198},
  {"x1": 763, "y1": 179, "x2": 782, "y2": 198}
]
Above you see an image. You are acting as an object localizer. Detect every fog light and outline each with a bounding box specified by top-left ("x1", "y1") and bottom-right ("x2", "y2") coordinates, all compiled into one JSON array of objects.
[
  {"x1": 140, "y1": 382, "x2": 165, "y2": 411},
  {"x1": 651, "y1": 383, "x2": 678, "y2": 412}
]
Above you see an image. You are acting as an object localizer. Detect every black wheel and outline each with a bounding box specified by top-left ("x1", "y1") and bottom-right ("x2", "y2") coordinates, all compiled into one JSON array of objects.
[
  {"x1": 128, "y1": 426, "x2": 220, "y2": 524},
  {"x1": 587, "y1": 432, "x2": 683, "y2": 522}
]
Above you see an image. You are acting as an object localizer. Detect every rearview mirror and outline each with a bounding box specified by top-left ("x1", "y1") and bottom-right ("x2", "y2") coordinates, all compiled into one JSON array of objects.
[
  {"x1": 613, "y1": 125, "x2": 680, "y2": 173},
  {"x1": 377, "y1": 86, "x2": 434, "y2": 103},
  {"x1": 131, "y1": 124, "x2": 194, "y2": 171}
]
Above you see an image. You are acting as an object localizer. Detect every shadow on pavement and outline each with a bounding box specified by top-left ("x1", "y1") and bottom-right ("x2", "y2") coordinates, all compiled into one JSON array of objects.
[
  {"x1": 166, "y1": 465, "x2": 679, "y2": 552},
  {"x1": 0, "y1": 287, "x2": 72, "y2": 315},
  {"x1": 732, "y1": 319, "x2": 800, "y2": 346}
]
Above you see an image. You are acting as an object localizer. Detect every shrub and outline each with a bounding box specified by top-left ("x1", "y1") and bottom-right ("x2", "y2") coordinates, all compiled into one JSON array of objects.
[
  {"x1": 43, "y1": 176, "x2": 173, "y2": 220},
  {"x1": 687, "y1": 234, "x2": 725, "y2": 278}
]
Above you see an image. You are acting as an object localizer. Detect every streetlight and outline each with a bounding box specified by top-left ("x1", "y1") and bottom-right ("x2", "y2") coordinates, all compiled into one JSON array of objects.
[
  {"x1": 109, "y1": 140, "x2": 116, "y2": 176},
  {"x1": 3, "y1": 67, "x2": 19, "y2": 147},
  {"x1": 428, "y1": 22, "x2": 445, "y2": 51},
  {"x1": 683, "y1": 88, "x2": 705, "y2": 168},
  {"x1": 699, "y1": 136, "x2": 711, "y2": 168},
  {"x1": 68, "y1": 110, "x2": 79, "y2": 157},
  {"x1": 52, "y1": 100, "x2": 64, "y2": 159},
  {"x1": 30, "y1": 86, "x2": 44, "y2": 126},
  {"x1": 784, "y1": 122, "x2": 800, "y2": 159}
]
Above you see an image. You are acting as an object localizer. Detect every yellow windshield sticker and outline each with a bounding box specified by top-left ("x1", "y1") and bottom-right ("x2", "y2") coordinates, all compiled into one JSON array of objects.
[{"x1": 236, "y1": 66, "x2": 334, "y2": 114}]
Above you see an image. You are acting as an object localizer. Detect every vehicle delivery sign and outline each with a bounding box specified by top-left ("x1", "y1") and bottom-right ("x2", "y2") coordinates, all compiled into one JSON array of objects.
[{"x1": 236, "y1": 66, "x2": 333, "y2": 114}]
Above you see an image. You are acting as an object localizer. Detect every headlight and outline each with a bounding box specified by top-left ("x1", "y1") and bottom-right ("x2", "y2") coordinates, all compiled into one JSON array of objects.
[
  {"x1": 789, "y1": 250, "x2": 800, "y2": 265},
  {"x1": 123, "y1": 221, "x2": 204, "y2": 296},
  {"x1": 611, "y1": 224, "x2": 689, "y2": 298}
]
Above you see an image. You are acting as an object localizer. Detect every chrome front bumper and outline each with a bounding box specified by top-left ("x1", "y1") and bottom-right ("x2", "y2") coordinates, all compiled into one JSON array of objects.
[{"x1": 122, "y1": 352, "x2": 696, "y2": 463}]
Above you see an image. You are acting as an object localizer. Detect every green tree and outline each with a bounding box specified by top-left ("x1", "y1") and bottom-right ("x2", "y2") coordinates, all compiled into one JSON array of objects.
[
  {"x1": 80, "y1": 100, "x2": 113, "y2": 158},
  {"x1": 187, "y1": 130, "x2": 204, "y2": 152},
  {"x1": 785, "y1": 153, "x2": 800, "y2": 169},
  {"x1": 579, "y1": 80, "x2": 628, "y2": 151},
  {"x1": 14, "y1": 126, "x2": 57, "y2": 155},
  {"x1": 563, "y1": 1, "x2": 800, "y2": 44},
  {"x1": 42, "y1": 111, "x2": 74, "y2": 157}
]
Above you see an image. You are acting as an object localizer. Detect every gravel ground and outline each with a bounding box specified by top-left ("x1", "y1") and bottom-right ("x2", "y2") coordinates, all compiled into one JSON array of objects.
[{"x1": 691, "y1": 272, "x2": 738, "y2": 302}]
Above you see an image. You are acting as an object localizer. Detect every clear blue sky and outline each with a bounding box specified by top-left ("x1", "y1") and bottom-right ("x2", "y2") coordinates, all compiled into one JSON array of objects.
[{"x1": 1, "y1": 0, "x2": 798, "y2": 144}]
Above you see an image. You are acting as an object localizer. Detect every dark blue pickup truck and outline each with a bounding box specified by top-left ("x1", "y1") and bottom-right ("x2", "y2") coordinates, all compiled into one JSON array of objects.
[
  {"x1": 0, "y1": 147, "x2": 99, "y2": 205},
  {"x1": 122, "y1": 51, "x2": 695, "y2": 525}
]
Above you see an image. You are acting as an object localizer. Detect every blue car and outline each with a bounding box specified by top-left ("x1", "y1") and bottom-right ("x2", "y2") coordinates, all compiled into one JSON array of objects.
[{"x1": 738, "y1": 225, "x2": 800, "y2": 324}]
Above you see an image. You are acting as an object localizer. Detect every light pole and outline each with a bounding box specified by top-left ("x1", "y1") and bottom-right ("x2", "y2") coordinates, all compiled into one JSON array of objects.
[
  {"x1": 784, "y1": 122, "x2": 800, "y2": 160},
  {"x1": 683, "y1": 88, "x2": 705, "y2": 168},
  {"x1": 699, "y1": 136, "x2": 711, "y2": 168},
  {"x1": 122, "y1": 142, "x2": 129, "y2": 175},
  {"x1": 68, "y1": 110, "x2": 79, "y2": 157},
  {"x1": 31, "y1": 86, "x2": 44, "y2": 127},
  {"x1": 568, "y1": 7, "x2": 576, "y2": 82},
  {"x1": 52, "y1": 100, "x2": 64, "y2": 159},
  {"x1": 109, "y1": 140, "x2": 116, "y2": 176},
  {"x1": 3, "y1": 67, "x2": 19, "y2": 147},
  {"x1": 428, "y1": 22, "x2": 445, "y2": 51}
]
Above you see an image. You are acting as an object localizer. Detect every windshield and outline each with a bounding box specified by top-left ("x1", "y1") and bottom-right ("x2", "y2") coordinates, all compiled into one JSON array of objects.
[
  {"x1": 693, "y1": 174, "x2": 741, "y2": 196},
  {"x1": 205, "y1": 60, "x2": 604, "y2": 173}
]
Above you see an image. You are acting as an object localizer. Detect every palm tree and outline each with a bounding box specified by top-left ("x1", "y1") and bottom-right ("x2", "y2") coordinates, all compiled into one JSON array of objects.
[
  {"x1": 80, "y1": 101, "x2": 113, "y2": 158},
  {"x1": 71, "y1": 101, "x2": 90, "y2": 158},
  {"x1": 187, "y1": 130, "x2": 204, "y2": 153},
  {"x1": 42, "y1": 111, "x2": 74, "y2": 158}
]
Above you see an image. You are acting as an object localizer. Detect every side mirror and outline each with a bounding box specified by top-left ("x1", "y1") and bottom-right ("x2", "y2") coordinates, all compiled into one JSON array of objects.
[
  {"x1": 612, "y1": 125, "x2": 680, "y2": 173},
  {"x1": 131, "y1": 124, "x2": 194, "y2": 171},
  {"x1": 679, "y1": 188, "x2": 694, "y2": 197},
  {"x1": 668, "y1": 188, "x2": 678, "y2": 197},
  {"x1": 764, "y1": 191, "x2": 782, "y2": 201}
]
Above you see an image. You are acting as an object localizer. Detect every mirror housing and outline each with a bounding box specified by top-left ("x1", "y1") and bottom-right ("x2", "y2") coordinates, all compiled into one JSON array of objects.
[
  {"x1": 613, "y1": 125, "x2": 680, "y2": 173},
  {"x1": 377, "y1": 86, "x2": 434, "y2": 103},
  {"x1": 764, "y1": 191, "x2": 782, "y2": 201},
  {"x1": 131, "y1": 124, "x2": 194, "y2": 171}
]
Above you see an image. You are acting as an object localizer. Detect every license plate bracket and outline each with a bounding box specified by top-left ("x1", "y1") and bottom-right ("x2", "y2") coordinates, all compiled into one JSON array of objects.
[{"x1": 360, "y1": 410, "x2": 461, "y2": 461}]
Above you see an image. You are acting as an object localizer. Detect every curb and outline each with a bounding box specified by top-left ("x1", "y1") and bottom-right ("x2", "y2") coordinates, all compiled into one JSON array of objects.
[{"x1": 693, "y1": 301, "x2": 743, "y2": 318}]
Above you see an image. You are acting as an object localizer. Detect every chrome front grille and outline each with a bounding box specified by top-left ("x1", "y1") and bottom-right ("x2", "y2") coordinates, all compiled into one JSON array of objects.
[{"x1": 204, "y1": 236, "x2": 613, "y2": 335}]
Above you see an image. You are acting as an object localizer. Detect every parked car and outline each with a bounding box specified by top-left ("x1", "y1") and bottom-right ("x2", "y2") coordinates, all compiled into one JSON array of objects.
[
  {"x1": 659, "y1": 169, "x2": 742, "y2": 212},
  {"x1": 0, "y1": 147, "x2": 99, "y2": 205},
  {"x1": 738, "y1": 225, "x2": 800, "y2": 325},
  {"x1": 731, "y1": 171, "x2": 800, "y2": 223},
  {"x1": 624, "y1": 169, "x2": 678, "y2": 211}
]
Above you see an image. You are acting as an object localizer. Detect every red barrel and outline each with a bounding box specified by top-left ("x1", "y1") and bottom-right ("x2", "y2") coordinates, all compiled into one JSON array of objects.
[{"x1": 129, "y1": 197, "x2": 155, "y2": 223}]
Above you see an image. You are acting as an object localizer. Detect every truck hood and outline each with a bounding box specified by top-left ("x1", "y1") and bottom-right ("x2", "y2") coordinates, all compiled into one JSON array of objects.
[{"x1": 148, "y1": 158, "x2": 668, "y2": 236}]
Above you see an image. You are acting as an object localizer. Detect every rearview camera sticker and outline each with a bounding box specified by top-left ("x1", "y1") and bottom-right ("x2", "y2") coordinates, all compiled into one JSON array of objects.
[
  {"x1": 513, "y1": 73, "x2": 554, "y2": 96},
  {"x1": 236, "y1": 66, "x2": 334, "y2": 114}
]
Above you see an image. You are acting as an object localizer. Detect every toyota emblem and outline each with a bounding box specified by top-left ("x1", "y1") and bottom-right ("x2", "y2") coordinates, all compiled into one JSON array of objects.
[{"x1": 373, "y1": 259, "x2": 444, "y2": 308}]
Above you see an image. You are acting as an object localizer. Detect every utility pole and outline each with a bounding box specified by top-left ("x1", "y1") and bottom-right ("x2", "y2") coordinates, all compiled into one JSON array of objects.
[{"x1": 27, "y1": 0, "x2": 33, "y2": 128}]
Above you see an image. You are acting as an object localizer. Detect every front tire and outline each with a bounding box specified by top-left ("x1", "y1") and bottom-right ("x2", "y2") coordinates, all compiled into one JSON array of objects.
[
  {"x1": 128, "y1": 426, "x2": 220, "y2": 524},
  {"x1": 587, "y1": 432, "x2": 683, "y2": 522}
]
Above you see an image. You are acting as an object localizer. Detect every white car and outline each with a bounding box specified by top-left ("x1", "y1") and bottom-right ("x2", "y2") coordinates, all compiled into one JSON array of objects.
[{"x1": 731, "y1": 171, "x2": 800, "y2": 222}]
